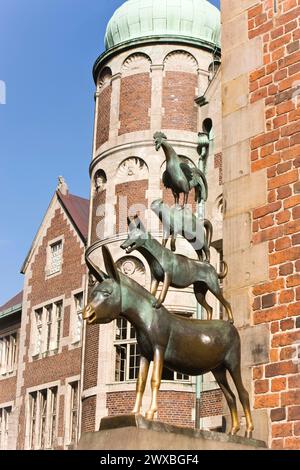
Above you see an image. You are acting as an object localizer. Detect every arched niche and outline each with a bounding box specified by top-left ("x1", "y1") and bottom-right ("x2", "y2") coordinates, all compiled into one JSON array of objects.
[
  {"x1": 121, "y1": 53, "x2": 152, "y2": 77},
  {"x1": 97, "y1": 67, "x2": 112, "y2": 91},
  {"x1": 163, "y1": 50, "x2": 198, "y2": 73}
]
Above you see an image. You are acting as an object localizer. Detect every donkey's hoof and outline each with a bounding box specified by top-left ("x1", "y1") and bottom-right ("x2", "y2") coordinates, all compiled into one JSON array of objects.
[
  {"x1": 146, "y1": 411, "x2": 155, "y2": 421},
  {"x1": 229, "y1": 426, "x2": 240, "y2": 436},
  {"x1": 245, "y1": 426, "x2": 254, "y2": 439},
  {"x1": 229, "y1": 318, "x2": 234, "y2": 324}
]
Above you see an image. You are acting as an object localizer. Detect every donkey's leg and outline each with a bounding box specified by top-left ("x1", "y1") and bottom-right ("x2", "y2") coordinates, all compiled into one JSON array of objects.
[
  {"x1": 194, "y1": 284, "x2": 213, "y2": 320},
  {"x1": 227, "y1": 363, "x2": 254, "y2": 439},
  {"x1": 133, "y1": 356, "x2": 150, "y2": 414},
  {"x1": 213, "y1": 366, "x2": 240, "y2": 436},
  {"x1": 154, "y1": 273, "x2": 171, "y2": 309},
  {"x1": 146, "y1": 348, "x2": 164, "y2": 420}
]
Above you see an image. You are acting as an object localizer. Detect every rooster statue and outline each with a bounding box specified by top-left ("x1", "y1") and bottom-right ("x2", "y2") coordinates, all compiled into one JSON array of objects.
[{"x1": 154, "y1": 132, "x2": 208, "y2": 207}]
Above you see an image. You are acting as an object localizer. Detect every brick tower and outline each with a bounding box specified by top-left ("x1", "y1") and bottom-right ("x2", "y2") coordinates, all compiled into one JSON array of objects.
[{"x1": 82, "y1": 0, "x2": 225, "y2": 433}]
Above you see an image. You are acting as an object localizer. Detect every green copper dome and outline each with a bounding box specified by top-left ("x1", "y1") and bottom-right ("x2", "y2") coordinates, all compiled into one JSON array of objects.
[{"x1": 105, "y1": 0, "x2": 221, "y2": 51}]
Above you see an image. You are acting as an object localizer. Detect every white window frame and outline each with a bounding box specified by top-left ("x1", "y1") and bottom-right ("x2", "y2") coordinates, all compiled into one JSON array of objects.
[
  {"x1": 68, "y1": 381, "x2": 80, "y2": 446},
  {"x1": 73, "y1": 292, "x2": 84, "y2": 344},
  {"x1": 114, "y1": 319, "x2": 140, "y2": 383},
  {"x1": 32, "y1": 301, "x2": 63, "y2": 358},
  {"x1": 0, "y1": 407, "x2": 11, "y2": 450},
  {"x1": 28, "y1": 387, "x2": 58, "y2": 450},
  {"x1": 0, "y1": 332, "x2": 18, "y2": 376},
  {"x1": 46, "y1": 237, "x2": 64, "y2": 278}
]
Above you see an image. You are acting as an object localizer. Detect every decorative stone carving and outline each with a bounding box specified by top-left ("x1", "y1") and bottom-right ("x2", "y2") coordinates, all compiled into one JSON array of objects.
[
  {"x1": 116, "y1": 256, "x2": 146, "y2": 286},
  {"x1": 116, "y1": 157, "x2": 148, "y2": 181},
  {"x1": 164, "y1": 50, "x2": 198, "y2": 73},
  {"x1": 121, "y1": 53, "x2": 151, "y2": 77},
  {"x1": 94, "y1": 170, "x2": 107, "y2": 192},
  {"x1": 98, "y1": 67, "x2": 112, "y2": 90},
  {"x1": 57, "y1": 176, "x2": 69, "y2": 195}
]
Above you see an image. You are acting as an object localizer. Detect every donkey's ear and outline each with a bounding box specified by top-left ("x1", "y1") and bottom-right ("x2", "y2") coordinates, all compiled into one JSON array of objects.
[
  {"x1": 134, "y1": 215, "x2": 146, "y2": 233},
  {"x1": 102, "y1": 246, "x2": 120, "y2": 283},
  {"x1": 127, "y1": 217, "x2": 134, "y2": 232},
  {"x1": 85, "y1": 251, "x2": 107, "y2": 283}
]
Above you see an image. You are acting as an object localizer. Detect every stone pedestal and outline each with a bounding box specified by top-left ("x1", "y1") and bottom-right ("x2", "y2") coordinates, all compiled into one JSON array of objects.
[{"x1": 78, "y1": 415, "x2": 267, "y2": 451}]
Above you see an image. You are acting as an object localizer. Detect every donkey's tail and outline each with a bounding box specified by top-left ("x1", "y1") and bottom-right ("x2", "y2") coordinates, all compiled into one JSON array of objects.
[
  {"x1": 204, "y1": 219, "x2": 213, "y2": 247},
  {"x1": 218, "y1": 261, "x2": 228, "y2": 280}
]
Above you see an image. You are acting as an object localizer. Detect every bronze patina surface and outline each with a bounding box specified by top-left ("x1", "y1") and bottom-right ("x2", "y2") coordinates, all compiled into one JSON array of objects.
[
  {"x1": 121, "y1": 217, "x2": 232, "y2": 322},
  {"x1": 84, "y1": 245, "x2": 254, "y2": 438},
  {"x1": 154, "y1": 132, "x2": 208, "y2": 207},
  {"x1": 151, "y1": 199, "x2": 213, "y2": 261}
]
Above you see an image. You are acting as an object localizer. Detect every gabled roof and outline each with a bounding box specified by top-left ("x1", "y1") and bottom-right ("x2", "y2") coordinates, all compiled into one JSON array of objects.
[
  {"x1": 0, "y1": 290, "x2": 23, "y2": 319},
  {"x1": 21, "y1": 190, "x2": 90, "y2": 274},
  {"x1": 57, "y1": 191, "x2": 89, "y2": 241}
]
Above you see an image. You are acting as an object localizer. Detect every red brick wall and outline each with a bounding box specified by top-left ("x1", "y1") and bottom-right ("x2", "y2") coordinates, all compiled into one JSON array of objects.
[
  {"x1": 0, "y1": 377, "x2": 17, "y2": 404},
  {"x1": 107, "y1": 389, "x2": 222, "y2": 428},
  {"x1": 162, "y1": 72, "x2": 198, "y2": 132},
  {"x1": 115, "y1": 180, "x2": 148, "y2": 235},
  {"x1": 17, "y1": 205, "x2": 85, "y2": 449},
  {"x1": 119, "y1": 73, "x2": 151, "y2": 135},
  {"x1": 91, "y1": 189, "x2": 106, "y2": 244},
  {"x1": 81, "y1": 396, "x2": 97, "y2": 433},
  {"x1": 96, "y1": 85, "x2": 112, "y2": 149},
  {"x1": 83, "y1": 324, "x2": 99, "y2": 390},
  {"x1": 248, "y1": 0, "x2": 300, "y2": 450}
]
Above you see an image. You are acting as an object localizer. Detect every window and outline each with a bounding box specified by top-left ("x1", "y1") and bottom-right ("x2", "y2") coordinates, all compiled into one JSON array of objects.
[
  {"x1": 162, "y1": 367, "x2": 189, "y2": 382},
  {"x1": 74, "y1": 293, "x2": 84, "y2": 343},
  {"x1": 114, "y1": 319, "x2": 190, "y2": 383},
  {"x1": 33, "y1": 301, "x2": 63, "y2": 357},
  {"x1": 0, "y1": 407, "x2": 11, "y2": 450},
  {"x1": 35, "y1": 309, "x2": 43, "y2": 356},
  {"x1": 48, "y1": 241, "x2": 63, "y2": 276},
  {"x1": 114, "y1": 318, "x2": 140, "y2": 382},
  {"x1": 28, "y1": 387, "x2": 58, "y2": 450},
  {"x1": 69, "y1": 382, "x2": 79, "y2": 445},
  {"x1": 0, "y1": 333, "x2": 18, "y2": 375}
]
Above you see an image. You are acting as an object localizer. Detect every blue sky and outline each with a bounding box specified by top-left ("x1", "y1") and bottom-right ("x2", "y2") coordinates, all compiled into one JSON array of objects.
[{"x1": 0, "y1": 0, "x2": 220, "y2": 306}]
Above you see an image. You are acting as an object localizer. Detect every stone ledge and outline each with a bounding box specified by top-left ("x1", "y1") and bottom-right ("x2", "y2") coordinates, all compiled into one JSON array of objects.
[{"x1": 78, "y1": 414, "x2": 268, "y2": 451}]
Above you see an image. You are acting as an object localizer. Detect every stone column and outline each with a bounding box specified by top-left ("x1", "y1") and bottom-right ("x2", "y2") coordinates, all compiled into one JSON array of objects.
[
  {"x1": 221, "y1": 0, "x2": 270, "y2": 442},
  {"x1": 150, "y1": 64, "x2": 164, "y2": 132},
  {"x1": 109, "y1": 73, "x2": 122, "y2": 142}
]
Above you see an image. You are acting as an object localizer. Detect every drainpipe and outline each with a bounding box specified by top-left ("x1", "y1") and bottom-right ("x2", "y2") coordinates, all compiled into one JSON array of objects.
[{"x1": 195, "y1": 131, "x2": 210, "y2": 430}]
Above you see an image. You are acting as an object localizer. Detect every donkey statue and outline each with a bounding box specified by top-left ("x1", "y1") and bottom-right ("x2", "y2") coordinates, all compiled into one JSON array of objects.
[{"x1": 84, "y1": 245, "x2": 254, "y2": 438}]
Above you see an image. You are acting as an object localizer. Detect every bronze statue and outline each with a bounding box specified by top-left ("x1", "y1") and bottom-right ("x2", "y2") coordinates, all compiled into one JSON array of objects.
[
  {"x1": 121, "y1": 217, "x2": 233, "y2": 323},
  {"x1": 154, "y1": 132, "x2": 208, "y2": 207},
  {"x1": 151, "y1": 198, "x2": 213, "y2": 261},
  {"x1": 83, "y1": 245, "x2": 254, "y2": 439}
]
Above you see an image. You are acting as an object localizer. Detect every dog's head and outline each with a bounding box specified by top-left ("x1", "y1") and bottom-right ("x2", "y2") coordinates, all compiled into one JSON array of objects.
[{"x1": 121, "y1": 216, "x2": 149, "y2": 254}]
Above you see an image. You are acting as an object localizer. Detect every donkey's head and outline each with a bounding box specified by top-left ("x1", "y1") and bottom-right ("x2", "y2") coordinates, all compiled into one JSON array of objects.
[
  {"x1": 120, "y1": 216, "x2": 150, "y2": 254},
  {"x1": 83, "y1": 246, "x2": 121, "y2": 325}
]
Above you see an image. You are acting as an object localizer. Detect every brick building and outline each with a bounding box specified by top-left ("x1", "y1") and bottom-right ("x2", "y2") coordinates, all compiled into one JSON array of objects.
[
  {"x1": 0, "y1": 180, "x2": 89, "y2": 449},
  {"x1": 0, "y1": 0, "x2": 299, "y2": 450}
]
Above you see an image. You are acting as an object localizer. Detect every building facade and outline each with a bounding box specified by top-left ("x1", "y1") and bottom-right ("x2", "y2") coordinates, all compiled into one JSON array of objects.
[
  {"x1": 0, "y1": 0, "x2": 299, "y2": 450},
  {"x1": 222, "y1": 0, "x2": 300, "y2": 450},
  {"x1": 0, "y1": 181, "x2": 89, "y2": 450}
]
